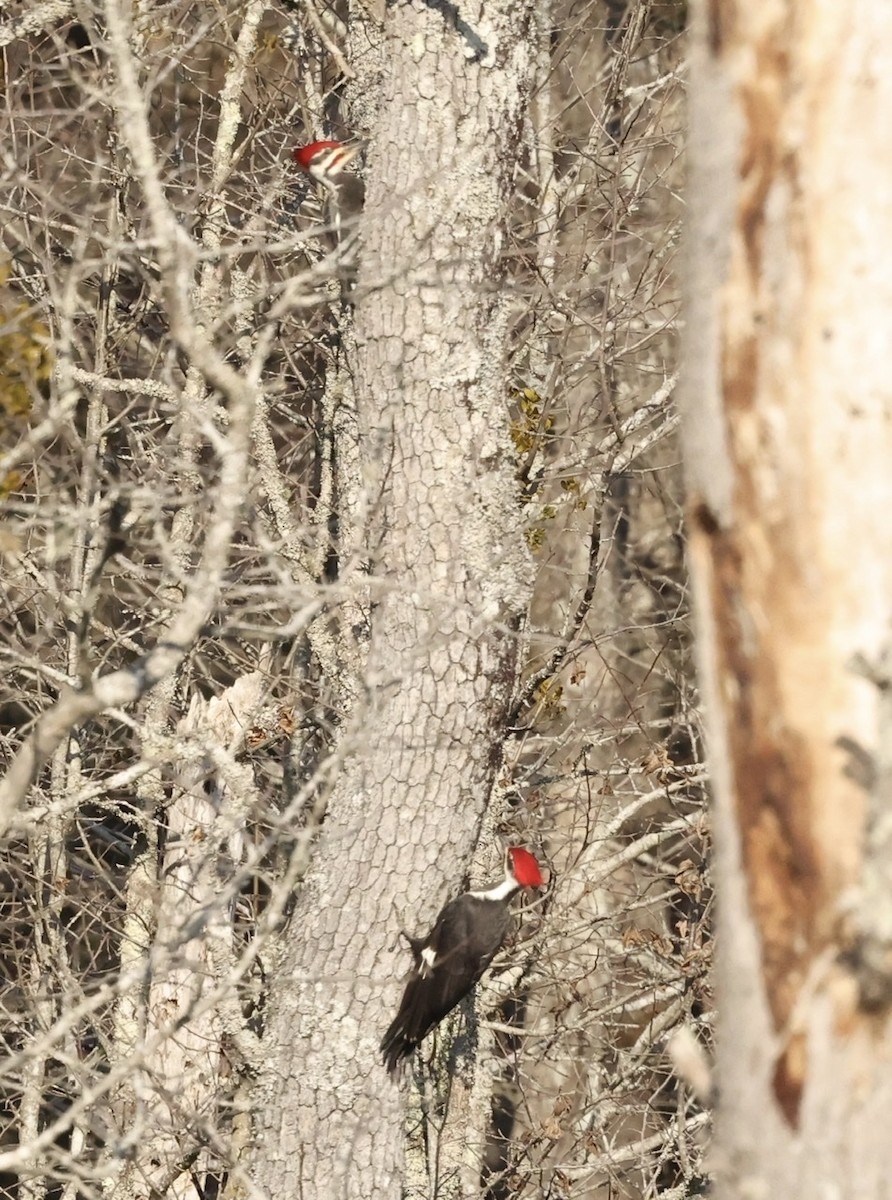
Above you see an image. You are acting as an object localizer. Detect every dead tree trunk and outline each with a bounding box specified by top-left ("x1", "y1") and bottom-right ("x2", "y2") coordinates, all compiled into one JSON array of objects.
[{"x1": 682, "y1": 2, "x2": 892, "y2": 1193}]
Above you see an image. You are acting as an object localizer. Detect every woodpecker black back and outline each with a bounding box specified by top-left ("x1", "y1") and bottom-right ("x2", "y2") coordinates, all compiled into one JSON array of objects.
[{"x1": 381, "y1": 847, "x2": 543, "y2": 1075}]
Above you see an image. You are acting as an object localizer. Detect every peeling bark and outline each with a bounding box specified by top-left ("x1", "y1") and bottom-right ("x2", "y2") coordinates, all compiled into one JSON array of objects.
[{"x1": 683, "y1": 0, "x2": 892, "y2": 1188}]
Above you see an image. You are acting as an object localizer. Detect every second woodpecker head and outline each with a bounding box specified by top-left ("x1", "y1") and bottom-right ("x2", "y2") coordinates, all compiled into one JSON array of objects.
[{"x1": 293, "y1": 139, "x2": 365, "y2": 191}]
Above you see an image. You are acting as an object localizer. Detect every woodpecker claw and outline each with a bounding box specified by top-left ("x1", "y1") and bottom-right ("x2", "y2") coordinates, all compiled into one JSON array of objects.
[{"x1": 399, "y1": 929, "x2": 425, "y2": 966}]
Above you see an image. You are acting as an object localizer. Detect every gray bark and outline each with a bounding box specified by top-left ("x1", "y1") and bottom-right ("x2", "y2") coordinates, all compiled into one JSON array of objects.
[{"x1": 250, "y1": 3, "x2": 537, "y2": 1197}]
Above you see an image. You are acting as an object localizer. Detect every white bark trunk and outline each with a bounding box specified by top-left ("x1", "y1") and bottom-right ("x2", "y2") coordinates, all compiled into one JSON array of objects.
[{"x1": 111, "y1": 675, "x2": 266, "y2": 1200}]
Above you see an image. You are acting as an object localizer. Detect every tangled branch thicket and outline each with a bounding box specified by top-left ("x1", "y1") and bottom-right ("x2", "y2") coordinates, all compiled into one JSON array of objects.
[{"x1": 0, "y1": 1, "x2": 709, "y2": 1197}]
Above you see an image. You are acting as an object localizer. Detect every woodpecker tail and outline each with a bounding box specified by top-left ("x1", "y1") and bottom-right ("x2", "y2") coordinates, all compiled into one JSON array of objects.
[
  {"x1": 380, "y1": 970, "x2": 435, "y2": 1075},
  {"x1": 380, "y1": 1017, "x2": 415, "y2": 1076}
]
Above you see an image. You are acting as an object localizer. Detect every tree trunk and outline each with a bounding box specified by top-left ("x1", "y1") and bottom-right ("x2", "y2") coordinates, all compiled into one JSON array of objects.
[
  {"x1": 251, "y1": 3, "x2": 537, "y2": 1197},
  {"x1": 682, "y1": 2, "x2": 892, "y2": 1193}
]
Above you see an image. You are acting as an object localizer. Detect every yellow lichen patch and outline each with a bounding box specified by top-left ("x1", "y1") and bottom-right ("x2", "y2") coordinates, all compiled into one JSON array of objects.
[
  {"x1": 0, "y1": 259, "x2": 52, "y2": 491},
  {"x1": 560, "y1": 476, "x2": 588, "y2": 511},
  {"x1": 532, "y1": 675, "x2": 565, "y2": 717},
  {"x1": 509, "y1": 386, "x2": 554, "y2": 457}
]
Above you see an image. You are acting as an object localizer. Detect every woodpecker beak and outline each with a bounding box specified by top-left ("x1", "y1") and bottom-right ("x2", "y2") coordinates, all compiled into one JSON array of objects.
[
  {"x1": 333, "y1": 140, "x2": 366, "y2": 169},
  {"x1": 315, "y1": 141, "x2": 366, "y2": 175}
]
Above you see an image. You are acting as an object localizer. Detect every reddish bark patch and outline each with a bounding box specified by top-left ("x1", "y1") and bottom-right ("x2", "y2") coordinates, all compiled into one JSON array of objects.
[
  {"x1": 772, "y1": 1030, "x2": 806, "y2": 1129},
  {"x1": 693, "y1": 507, "x2": 821, "y2": 1128}
]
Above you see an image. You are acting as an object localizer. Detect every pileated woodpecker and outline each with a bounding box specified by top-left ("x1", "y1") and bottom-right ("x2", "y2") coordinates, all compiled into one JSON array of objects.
[
  {"x1": 292, "y1": 139, "x2": 366, "y2": 245},
  {"x1": 381, "y1": 846, "x2": 544, "y2": 1075}
]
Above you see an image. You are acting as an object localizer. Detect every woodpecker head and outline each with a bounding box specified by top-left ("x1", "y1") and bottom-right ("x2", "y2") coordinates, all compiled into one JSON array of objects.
[
  {"x1": 506, "y1": 847, "x2": 544, "y2": 889},
  {"x1": 293, "y1": 139, "x2": 365, "y2": 189}
]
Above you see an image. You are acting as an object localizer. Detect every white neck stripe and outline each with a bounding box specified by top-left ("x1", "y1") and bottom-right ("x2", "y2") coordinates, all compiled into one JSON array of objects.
[{"x1": 469, "y1": 876, "x2": 518, "y2": 902}]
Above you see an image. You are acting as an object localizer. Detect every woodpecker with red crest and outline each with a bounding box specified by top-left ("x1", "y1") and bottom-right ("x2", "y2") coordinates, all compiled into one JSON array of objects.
[
  {"x1": 292, "y1": 139, "x2": 366, "y2": 246},
  {"x1": 381, "y1": 846, "x2": 544, "y2": 1075}
]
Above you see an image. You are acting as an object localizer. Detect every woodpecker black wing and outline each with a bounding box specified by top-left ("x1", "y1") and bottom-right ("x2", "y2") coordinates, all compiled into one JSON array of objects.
[{"x1": 381, "y1": 895, "x2": 512, "y2": 1074}]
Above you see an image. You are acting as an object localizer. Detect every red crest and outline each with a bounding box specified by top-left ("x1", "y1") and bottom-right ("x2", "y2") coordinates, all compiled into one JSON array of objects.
[{"x1": 508, "y1": 847, "x2": 543, "y2": 888}]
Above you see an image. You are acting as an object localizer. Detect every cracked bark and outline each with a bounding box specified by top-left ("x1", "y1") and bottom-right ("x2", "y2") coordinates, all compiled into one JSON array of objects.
[{"x1": 250, "y1": 2, "x2": 537, "y2": 1196}]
